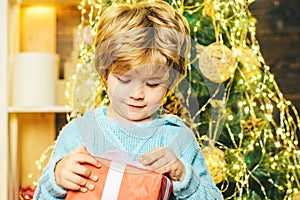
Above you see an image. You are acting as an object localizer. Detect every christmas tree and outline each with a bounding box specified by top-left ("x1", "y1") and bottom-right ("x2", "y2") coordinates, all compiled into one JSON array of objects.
[{"x1": 62, "y1": 0, "x2": 300, "y2": 199}]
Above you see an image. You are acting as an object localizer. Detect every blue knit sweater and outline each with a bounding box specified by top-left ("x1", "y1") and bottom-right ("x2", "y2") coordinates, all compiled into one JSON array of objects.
[{"x1": 34, "y1": 107, "x2": 222, "y2": 200}]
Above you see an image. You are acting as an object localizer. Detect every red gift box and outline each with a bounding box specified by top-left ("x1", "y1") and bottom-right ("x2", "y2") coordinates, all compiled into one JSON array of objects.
[{"x1": 66, "y1": 158, "x2": 173, "y2": 200}]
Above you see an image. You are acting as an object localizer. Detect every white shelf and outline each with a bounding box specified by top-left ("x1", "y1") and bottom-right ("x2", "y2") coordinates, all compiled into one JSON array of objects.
[
  {"x1": 8, "y1": 105, "x2": 73, "y2": 113},
  {"x1": 4, "y1": 2, "x2": 78, "y2": 199}
]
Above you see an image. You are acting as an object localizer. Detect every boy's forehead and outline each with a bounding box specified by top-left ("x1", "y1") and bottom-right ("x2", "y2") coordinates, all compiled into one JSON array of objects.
[{"x1": 126, "y1": 64, "x2": 170, "y2": 78}]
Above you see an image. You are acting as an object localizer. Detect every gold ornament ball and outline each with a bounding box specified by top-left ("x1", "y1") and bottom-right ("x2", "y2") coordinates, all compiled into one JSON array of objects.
[
  {"x1": 202, "y1": 145, "x2": 227, "y2": 184},
  {"x1": 197, "y1": 43, "x2": 236, "y2": 83},
  {"x1": 234, "y1": 46, "x2": 261, "y2": 78},
  {"x1": 291, "y1": 192, "x2": 300, "y2": 200}
]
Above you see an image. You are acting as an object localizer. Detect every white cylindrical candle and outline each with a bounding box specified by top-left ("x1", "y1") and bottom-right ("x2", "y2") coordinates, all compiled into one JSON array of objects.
[{"x1": 12, "y1": 52, "x2": 59, "y2": 106}]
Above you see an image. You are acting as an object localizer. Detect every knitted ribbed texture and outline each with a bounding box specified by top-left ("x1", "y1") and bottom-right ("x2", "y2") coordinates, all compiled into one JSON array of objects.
[{"x1": 34, "y1": 107, "x2": 222, "y2": 200}]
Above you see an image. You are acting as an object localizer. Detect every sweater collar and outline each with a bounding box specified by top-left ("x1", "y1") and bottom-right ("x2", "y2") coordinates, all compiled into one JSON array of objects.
[{"x1": 95, "y1": 107, "x2": 182, "y2": 138}]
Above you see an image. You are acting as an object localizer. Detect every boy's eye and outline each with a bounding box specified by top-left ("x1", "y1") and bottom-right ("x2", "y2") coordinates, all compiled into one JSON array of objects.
[
  {"x1": 146, "y1": 82, "x2": 160, "y2": 87},
  {"x1": 117, "y1": 78, "x2": 130, "y2": 84}
]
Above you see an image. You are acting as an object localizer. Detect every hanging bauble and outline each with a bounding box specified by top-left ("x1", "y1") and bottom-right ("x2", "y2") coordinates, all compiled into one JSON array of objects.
[
  {"x1": 202, "y1": 145, "x2": 227, "y2": 184},
  {"x1": 196, "y1": 42, "x2": 236, "y2": 83},
  {"x1": 234, "y1": 46, "x2": 261, "y2": 79},
  {"x1": 291, "y1": 191, "x2": 300, "y2": 200}
]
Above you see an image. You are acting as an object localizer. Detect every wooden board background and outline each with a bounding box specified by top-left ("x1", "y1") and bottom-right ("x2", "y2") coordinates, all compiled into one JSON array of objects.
[{"x1": 250, "y1": 0, "x2": 300, "y2": 111}]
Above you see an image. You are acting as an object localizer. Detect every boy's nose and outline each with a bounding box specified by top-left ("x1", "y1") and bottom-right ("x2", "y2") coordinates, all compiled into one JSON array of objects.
[{"x1": 130, "y1": 85, "x2": 145, "y2": 100}]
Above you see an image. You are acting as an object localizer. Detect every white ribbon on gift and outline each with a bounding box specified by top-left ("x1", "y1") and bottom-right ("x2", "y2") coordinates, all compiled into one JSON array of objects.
[
  {"x1": 100, "y1": 150, "x2": 172, "y2": 200},
  {"x1": 101, "y1": 161, "x2": 126, "y2": 200}
]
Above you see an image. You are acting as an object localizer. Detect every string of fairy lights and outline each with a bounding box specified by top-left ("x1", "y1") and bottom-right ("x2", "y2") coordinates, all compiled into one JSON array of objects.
[{"x1": 24, "y1": 0, "x2": 300, "y2": 199}]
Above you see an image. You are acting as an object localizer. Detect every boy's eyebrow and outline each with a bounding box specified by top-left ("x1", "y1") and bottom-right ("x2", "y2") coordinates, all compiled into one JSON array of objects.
[
  {"x1": 114, "y1": 73, "x2": 131, "y2": 78},
  {"x1": 148, "y1": 77, "x2": 163, "y2": 80},
  {"x1": 147, "y1": 76, "x2": 168, "y2": 81},
  {"x1": 121, "y1": 74, "x2": 131, "y2": 77}
]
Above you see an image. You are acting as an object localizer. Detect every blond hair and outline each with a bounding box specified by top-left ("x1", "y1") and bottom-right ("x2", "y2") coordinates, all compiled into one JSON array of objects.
[{"x1": 94, "y1": 0, "x2": 190, "y2": 87}]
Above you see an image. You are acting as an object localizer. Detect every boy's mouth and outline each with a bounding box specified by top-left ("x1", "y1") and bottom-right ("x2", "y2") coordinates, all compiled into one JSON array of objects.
[{"x1": 127, "y1": 104, "x2": 146, "y2": 109}]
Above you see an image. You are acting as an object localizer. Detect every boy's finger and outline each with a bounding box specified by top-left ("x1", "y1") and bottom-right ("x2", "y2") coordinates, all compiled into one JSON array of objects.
[
  {"x1": 67, "y1": 173, "x2": 95, "y2": 191},
  {"x1": 139, "y1": 148, "x2": 164, "y2": 165},
  {"x1": 69, "y1": 146, "x2": 90, "y2": 155},
  {"x1": 148, "y1": 158, "x2": 169, "y2": 172},
  {"x1": 75, "y1": 154, "x2": 101, "y2": 168},
  {"x1": 62, "y1": 175, "x2": 85, "y2": 191},
  {"x1": 75, "y1": 164, "x2": 99, "y2": 182},
  {"x1": 80, "y1": 187, "x2": 88, "y2": 193}
]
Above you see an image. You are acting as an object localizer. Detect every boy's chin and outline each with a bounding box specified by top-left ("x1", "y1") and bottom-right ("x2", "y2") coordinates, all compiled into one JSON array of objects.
[{"x1": 126, "y1": 115, "x2": 152, "y2": 123}]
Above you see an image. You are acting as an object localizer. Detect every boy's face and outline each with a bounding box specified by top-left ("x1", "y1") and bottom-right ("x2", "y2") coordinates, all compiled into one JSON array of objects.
[{"x1": 106, "y1": 65, "x2": 169, "y2": 123}]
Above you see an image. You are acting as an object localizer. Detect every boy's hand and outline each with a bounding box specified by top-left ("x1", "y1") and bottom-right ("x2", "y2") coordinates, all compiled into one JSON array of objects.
[
  {"x1": 139, "y1": 147, "x2": 186, "y2": 182},
  {"x1": 54, "y1": 146, "x2": 101, "y2": 192}
]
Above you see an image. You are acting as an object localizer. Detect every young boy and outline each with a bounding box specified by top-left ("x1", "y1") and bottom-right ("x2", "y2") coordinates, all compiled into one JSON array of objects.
[{"x1": 34, "y1": 1, "x2": 222, "y2": 199}]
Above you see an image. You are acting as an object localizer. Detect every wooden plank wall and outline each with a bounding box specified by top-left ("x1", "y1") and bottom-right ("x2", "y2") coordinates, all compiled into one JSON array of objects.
[{"x1": 250, "y1": 0, "x2": 300, "y2": 111}]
